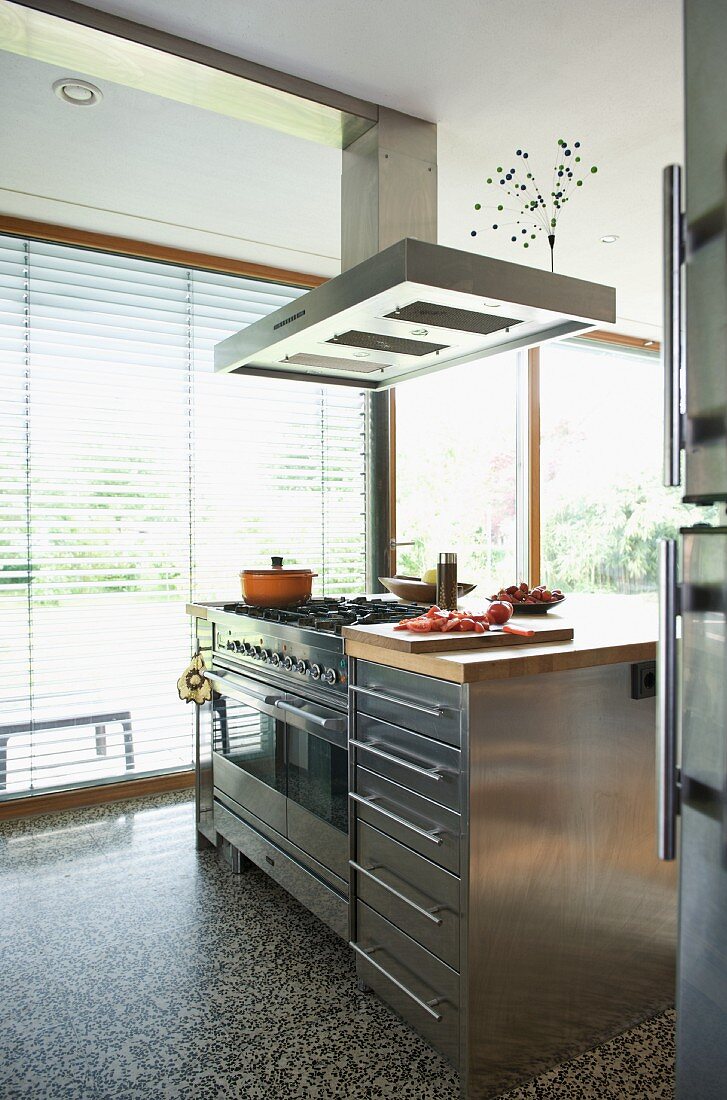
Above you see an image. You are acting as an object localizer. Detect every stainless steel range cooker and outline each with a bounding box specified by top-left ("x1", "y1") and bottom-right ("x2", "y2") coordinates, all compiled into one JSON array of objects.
[{"x1": 191, "y1": 597, "x2": 419, "y2": 938}]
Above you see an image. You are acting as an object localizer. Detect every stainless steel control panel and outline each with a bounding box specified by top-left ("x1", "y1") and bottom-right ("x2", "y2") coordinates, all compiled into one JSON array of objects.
[{"x1": 213, "y1": 620, "x2": 348, "y2": 694}]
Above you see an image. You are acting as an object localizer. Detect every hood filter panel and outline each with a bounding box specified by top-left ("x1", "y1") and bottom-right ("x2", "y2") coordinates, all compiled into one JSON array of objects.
[
  {"x1": 282, "y1": 352, "x2": 386, "y2": 374},
  {"x1": 327, "y1": 329, "x2": 448, "y2": 357},
  {"x1": 386, "y1": 300, "x2": 523, "y2": 336}
]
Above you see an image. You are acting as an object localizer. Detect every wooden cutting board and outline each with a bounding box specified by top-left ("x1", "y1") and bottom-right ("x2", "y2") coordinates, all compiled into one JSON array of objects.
[{"x1": 342, "y1": 619, "x2": 574, "y2": 654}]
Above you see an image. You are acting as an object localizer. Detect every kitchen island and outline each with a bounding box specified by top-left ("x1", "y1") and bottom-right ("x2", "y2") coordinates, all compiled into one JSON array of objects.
[{"x1": 343, "y1": 594, "x2": 675, "y2": 1099}]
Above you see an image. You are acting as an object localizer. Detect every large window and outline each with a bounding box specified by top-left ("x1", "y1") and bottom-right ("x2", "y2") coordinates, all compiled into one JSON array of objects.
[
  {"x1": 395, "y1": 355, "x2": 518, "y2": 592},
  {"x1": 0, "y1": 235, "x2": 366, "y2": 800},
  {"x1": 539, "y1": 340, "x2": 717, "y2": 593}
]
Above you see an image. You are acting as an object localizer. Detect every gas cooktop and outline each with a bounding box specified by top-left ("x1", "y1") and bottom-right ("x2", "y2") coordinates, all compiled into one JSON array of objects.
[{"x1": 220, "y1": 596, "x2": 422, "y2": 636}]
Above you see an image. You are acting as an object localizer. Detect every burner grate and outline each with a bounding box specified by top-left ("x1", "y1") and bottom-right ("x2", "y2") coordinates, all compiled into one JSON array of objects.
[{"x1": 221, "y1": 597, "x2": 425, "y2": 634}]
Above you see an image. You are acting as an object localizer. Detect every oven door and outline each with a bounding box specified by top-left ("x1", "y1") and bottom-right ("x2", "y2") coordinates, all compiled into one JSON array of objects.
[
  {"x1": 278, "y1": 694, "x2": 349, "y2": 882},
  {"x1": 207, "y1": 666, "x2": 287, "y2": 835}
]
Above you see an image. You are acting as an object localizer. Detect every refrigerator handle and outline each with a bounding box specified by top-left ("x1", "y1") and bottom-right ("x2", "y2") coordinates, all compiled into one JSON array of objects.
[
  {"x1": 663, "y1": 164, "x2": 684, "y2": 488},
  {"x1": 657, "y1": 538, "x2": 679, "y2": 861}
]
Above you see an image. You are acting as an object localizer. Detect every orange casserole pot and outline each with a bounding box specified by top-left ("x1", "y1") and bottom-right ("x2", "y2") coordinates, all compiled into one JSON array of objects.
[{"x1": 240, "y1": 556, "x2": 317, "y2": 608}]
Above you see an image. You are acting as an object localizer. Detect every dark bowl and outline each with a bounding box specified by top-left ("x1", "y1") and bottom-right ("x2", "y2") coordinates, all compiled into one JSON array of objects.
[{"x1": 487, "y1": 595, "x2": 567, "y2": 616}]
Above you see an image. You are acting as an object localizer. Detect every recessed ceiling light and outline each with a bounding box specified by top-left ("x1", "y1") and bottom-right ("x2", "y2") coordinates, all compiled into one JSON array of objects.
[
  {"x1": 600, "y1": 234, "x2": 619, "y2": 244},
  {"x1": 410, "y1": 328, "x2": 428, "y2": 336},
  {"x1": 483, "y1": 301, "x2": 501, "y2": 308},
  {"x1": 644, "y1": 340, "x2": 655, "y2": 347},
  {"x1": 52, "y1": 78, "x2": 103, "y2": 106},
  {"x1": 352, "y1": 351, "x2": 370, "y2": 358}
]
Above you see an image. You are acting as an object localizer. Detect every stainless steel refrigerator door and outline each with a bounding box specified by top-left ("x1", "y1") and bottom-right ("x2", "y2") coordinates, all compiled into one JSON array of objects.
[
  {"x1": 683, "y1": 0, "x2": 727, "y2": 503},
  {"x1": 677, "y1": 527, "x2": 727, "y2": 1099}
]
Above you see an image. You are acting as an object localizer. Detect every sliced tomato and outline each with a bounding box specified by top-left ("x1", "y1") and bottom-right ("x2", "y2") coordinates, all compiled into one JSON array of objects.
[
  {"x1": 457, "y1": 618, "x2": 475, "y2": 631},
  {"x1": 442, "y1": 617, "x2": 461, "y2": 632},
  {"x1": 425, "y1": 605, "x2": 442, "y2": 618},
  {"x1": 408, "y1": 619, "x2": 433, "y2": 632},
  {"x1": 473, "y1": 621, "x2": 488, "y2": 633}
]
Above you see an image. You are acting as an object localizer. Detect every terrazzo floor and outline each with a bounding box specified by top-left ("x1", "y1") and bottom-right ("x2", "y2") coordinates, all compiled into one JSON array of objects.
[{"x1": 0, "y1": 791, "x2": 675, "y2": 1099}]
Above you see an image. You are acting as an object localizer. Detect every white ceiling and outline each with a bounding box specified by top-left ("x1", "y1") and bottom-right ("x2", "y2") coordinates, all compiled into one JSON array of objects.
[{"x1": 0, "y1": 0, "x2": 683, "y2": 334}]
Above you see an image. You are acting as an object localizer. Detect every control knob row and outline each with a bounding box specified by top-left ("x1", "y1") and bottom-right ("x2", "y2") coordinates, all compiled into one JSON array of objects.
[{"x1": 223, "y1": 640, "x2": 337, "y2": 684}]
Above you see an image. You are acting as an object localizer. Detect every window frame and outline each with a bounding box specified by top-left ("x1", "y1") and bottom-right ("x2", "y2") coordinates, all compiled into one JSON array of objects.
[
  {"x1": 0, "y1": 215, "x2": 338, "y2": 818},
  {"x1": 1, "y1": 214, "x2": 662, "y2": 597},
  {"x1": 528, "y1": 334, "x2": 661, "y2": 587},
  {"x1": 389, "y1": 333, "x2": 662, "y2": 587}
]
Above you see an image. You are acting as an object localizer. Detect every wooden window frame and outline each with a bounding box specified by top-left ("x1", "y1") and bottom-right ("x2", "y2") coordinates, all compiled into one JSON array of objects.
[
  {"x1": 0, "y1": 214, "x2": 325, "y2": 289},
  {"x1": 386, "y1": 332, "x2": 661, "y2": 591},
  {"x1": 0, "y1": 215, "x2": 663, "y2": 816},
  {"x1": 529, "y1": 331, "x2": 662, "y2": 586},
  {"x1": 1, "y1": 215, "x2": 660, "y2": 596},
  {"x1": 0, "y1": 215, "x2": 324, "y2": 821}
]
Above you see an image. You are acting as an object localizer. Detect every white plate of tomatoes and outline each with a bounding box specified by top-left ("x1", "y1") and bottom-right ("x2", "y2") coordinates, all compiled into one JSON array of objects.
[{"x1": 489, "y1": 583, "x2": 566, "y2": 615}]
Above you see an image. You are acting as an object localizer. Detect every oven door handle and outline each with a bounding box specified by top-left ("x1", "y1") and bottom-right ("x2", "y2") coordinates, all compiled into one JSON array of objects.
[
  {"x1": 273, "y1": 699, "x2": 347, "y2": 733},
  {"x1": 203, "y1": 670, "x2": 281, "y2": 708}
]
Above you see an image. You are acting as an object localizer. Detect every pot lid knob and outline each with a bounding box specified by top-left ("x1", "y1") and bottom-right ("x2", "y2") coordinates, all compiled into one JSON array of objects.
[{"x1": 271, "y1": 556, "x2": 283, "y2": 568}]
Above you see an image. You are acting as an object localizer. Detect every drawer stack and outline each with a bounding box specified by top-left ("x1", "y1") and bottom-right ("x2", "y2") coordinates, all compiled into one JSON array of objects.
[{"x1": 348, "y1": 659, "x2": 464, "y2": 1067}]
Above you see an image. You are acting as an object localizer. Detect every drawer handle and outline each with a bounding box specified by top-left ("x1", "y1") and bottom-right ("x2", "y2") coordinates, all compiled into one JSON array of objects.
[
  {"x1": 350, "y1": 860, "x2": 444, "y2": 924},
  {"x1": 349, "y1": 792, "x2": 443, "y2": 846},
  {"x1": 350, "y1": 684, "x2": 450, "y2": 718},
  {"x1": 349, "y1": 942, "x2": 445, "y2": 1021},
  {"x1": 349, "y1": 738, "x2": 446, "y2": 782}
]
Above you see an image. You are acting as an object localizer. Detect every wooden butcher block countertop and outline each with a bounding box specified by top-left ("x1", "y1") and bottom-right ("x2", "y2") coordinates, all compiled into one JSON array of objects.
[{"x1": 342, "y1": 594, "x2": 658, "y2": 684}]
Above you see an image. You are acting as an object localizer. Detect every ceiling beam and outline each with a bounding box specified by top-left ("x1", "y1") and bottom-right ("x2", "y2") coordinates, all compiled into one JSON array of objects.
[{"x1": 0, "y1": 0, "x2": 379, "y2": 147}]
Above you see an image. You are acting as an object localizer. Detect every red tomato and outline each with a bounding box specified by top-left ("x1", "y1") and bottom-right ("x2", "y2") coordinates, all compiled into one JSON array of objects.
[
  {"x1": 458, "y1": 618, "x2": 475, "y2": 632},
  {"x1": 425, "y1": 605, "x2": 441, "y2": 618},
  {"x1": 486, "y1": 600, "x2": 514, "y2": 625},
  {"x1": 443, "y1": 618, "x2": 461, "y2": 632},
  {"x1": 473, "y1": 621, "x2": 488, "y2": 633},
  {"x1": 409, "y1": 619, "x2": 433, "y2": 632}
]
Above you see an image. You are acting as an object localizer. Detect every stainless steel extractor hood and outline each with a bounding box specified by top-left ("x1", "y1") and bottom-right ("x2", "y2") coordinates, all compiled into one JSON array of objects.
[
  {"x1": 215, "y1": 237, "x2": 616, "y2": 389},
  {"x1": 215, "y1": 106, "x2": 615, "y2": 388}
]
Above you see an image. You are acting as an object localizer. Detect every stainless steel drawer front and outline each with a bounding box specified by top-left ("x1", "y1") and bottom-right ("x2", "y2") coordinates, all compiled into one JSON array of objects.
[
  {"x1": 353, "y1": 767, "x2": 460, "y2": 874},
  {"x1": 354, "y1": 902, "x2": 460, "y2": 1066},
  {"x1": 287, "y1": 801, "x2": 348, "y2": 880},
  {"x1": 355, "y1": 661, "x2": 462, "y2": 746},
  {"x1": 214, "y1": 802, "x2": 347, "y2": 939},
  {"x1": 354, "y1": 820, "x2": 460, "y2": 969},
  {"x1": 352, "y1": 713, "x2": 461, "y2": 810},
  {"x1": 213, "y1": 752, "x2": 287, "y2": 835}
]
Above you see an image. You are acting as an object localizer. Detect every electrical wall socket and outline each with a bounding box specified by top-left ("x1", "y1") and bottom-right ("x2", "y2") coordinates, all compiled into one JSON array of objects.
[{"x1": 631, "y1": 661, "x2": 656, "y2": 700}]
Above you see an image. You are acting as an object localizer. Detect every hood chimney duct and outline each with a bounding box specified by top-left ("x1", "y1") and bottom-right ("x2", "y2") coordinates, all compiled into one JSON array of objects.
[{"x1": 343, "y1": 108, "x2": 437, "y2": 589}]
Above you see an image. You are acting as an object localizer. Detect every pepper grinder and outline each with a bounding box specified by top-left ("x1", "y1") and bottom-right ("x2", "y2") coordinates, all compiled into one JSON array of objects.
[{"x1": 437, "y1": 552, "x2": 458, "y2": 610}]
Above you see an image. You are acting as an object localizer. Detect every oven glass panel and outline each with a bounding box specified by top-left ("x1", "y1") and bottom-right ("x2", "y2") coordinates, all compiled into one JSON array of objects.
[
  {"x1": 212, "y1": 695, "x2": 285, "y2": 794},
  {"x1": 287, "y1": 728, "x2": 348, "y2": 833}
]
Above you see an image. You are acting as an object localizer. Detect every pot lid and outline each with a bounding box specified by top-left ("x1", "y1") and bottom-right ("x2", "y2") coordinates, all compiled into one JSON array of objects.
[{"x1": 241, "y1": 556, "x2": 316, "y2": 576}]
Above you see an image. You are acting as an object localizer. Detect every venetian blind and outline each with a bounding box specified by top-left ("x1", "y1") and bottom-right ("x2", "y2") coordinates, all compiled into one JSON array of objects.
[{"x1": 0, "y1": 235, "x2": 367, "y2": 800}]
